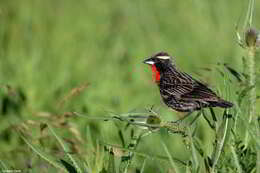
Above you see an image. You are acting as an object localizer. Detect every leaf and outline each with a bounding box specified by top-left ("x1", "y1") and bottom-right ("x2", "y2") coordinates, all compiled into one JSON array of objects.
[
  {"x1": 60, "y1": 159, "x2": 78, "y2": 173},
  {"x1": 204, "y1": 157, "x2": 211, "y2": 173},
  {"x1": 224, "y1": 63, "x2": 242, "y2": 82},
  {"x1": 118, "y1": 130, "x2": 125, "y2": 148},
  {"x1": 238, "y1": 85, "x2": 255, "y2": 105}
]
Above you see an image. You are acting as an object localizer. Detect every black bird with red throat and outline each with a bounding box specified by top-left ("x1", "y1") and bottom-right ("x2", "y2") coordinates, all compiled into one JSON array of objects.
[{"x1": 143, "y1": 52, "x2": 233, "y2": 113}]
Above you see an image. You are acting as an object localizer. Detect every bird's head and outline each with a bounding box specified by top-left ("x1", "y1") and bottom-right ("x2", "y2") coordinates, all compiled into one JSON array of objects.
[
  {"x1": 143, "y1": 52, "x2": 172, "y2": 66},
  {"x1": 143, "y1": 52, "x2": 173, "y2": 82}
]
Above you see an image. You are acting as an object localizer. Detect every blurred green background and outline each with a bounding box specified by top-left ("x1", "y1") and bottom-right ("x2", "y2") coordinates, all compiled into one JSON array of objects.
[{"x1": 0, "y1": 0, "x2": 259, "y2": 172}]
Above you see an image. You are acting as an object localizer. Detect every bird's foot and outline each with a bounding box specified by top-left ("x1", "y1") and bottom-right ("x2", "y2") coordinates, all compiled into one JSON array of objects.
[
  {"x1": 146, "y1": 105, "x2": 159, "y2": 115},
  {"x1": 171, "y1": 111, "x2": 194, "y2": 124},
  {"x1": 201, "y1": 109, "x2": 216, "y2": 130}
]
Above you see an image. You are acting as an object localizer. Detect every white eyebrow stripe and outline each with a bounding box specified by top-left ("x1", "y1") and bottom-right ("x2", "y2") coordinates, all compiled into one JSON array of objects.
[
  {"x1": 157, "y1": 56, "x2": 170, "y2": 60},
  {"x1": 145, "y1": 61, "x2": 155, "y2": 65}
]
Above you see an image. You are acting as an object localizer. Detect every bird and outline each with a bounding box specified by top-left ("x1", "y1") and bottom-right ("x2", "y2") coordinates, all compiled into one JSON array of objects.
[{"x1": 143, "y1": 51, "x2": 233, "y2": 113}]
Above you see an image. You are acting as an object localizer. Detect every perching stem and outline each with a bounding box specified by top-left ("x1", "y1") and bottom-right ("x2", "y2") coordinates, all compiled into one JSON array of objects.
[{"x1": 244, "y1": 29, "x2": 257, "y2": 148}]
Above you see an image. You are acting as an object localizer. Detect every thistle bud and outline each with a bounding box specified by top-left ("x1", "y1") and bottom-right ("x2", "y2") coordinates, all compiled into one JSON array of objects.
[
  {"x1": 146, "y1": 115, "x2": 161, "y2": 125},
  {"x1": 245, "y1": 28, "x2": 258, "y2": 47}
]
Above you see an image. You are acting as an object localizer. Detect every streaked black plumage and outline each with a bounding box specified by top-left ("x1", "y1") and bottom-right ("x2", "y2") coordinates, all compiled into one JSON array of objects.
[{"x1": 143, "y1": 52, "x2": 233, "y2": 112}]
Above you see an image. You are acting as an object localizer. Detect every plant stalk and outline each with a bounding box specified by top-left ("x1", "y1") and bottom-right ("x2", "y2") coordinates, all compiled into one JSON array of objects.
[{"x1": 244, "y1": 46, "x2": 256, "y2": 148}]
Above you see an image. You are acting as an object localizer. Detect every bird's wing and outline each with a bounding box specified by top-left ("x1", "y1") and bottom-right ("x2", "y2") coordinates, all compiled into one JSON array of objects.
[
  {"x1": 160, "y1": 71, "x2": 195, "y2": 97},
  {"x1": 181, "y1": 83, "x2": 219, "y2": 101},
  {"x1": 161, "y1": 71, "x2": 218, "y2": 101}
]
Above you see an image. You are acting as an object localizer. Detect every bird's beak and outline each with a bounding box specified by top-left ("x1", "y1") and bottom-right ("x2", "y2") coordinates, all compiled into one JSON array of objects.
[{"x1": 143, "y1": 58, "x2": 155, "y2": 65}]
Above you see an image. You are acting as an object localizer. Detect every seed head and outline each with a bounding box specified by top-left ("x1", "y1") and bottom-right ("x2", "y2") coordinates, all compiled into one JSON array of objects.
[{"x1": 245, "y1": 28, "x2": 259, "y2": 47}]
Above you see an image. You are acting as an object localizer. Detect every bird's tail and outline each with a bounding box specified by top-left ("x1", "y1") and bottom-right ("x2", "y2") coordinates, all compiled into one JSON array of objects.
[{"x1": 211, "y1": 99, "x2": 233, "y2": 108}]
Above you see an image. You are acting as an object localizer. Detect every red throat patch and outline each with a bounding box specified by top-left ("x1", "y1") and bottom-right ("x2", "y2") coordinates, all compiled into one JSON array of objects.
[{"x1": 151, "y1": 65, "x2": 160, "y2": 82}]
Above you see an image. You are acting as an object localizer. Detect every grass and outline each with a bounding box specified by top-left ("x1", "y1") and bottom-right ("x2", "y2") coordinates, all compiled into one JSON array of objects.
[{"x1": 0, "y1": 0, "x2": 260, "y2": 172}]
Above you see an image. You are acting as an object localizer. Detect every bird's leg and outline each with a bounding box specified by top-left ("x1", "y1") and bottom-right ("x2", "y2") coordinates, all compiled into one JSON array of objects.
[
  {"x1": 189, "y1": 110, "x2": 202, "y2": 126},
  {"x1": 201, "y1": 109, "x2": 216, "y2": 130},
  {"x1": 209, "y1": 107, "x2": 217, "y2": 131},
  {"x1": 146, "y1": 105, "x2": 158, "y2": 116},
  {"x1": 209, "y1": 107, "x2": 217, "y2": 121},
  {"x1": 171, "y1": 111, "x2": 193, "y2": 124}
]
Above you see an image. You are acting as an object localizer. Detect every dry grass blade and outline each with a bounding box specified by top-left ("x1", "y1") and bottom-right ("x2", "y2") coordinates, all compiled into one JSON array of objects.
[{"x1": 57, "y1": 83, "x2": 90, "y2": 108}]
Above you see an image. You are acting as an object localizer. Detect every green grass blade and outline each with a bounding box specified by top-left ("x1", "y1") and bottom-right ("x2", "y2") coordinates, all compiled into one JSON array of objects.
[
  {"x1": 230, "y1": 145, "x2": 242, "y2": 173},
  {"x1": 47, "y1": 124, "x2": 82, "y2": 173},
  {"x1": 161, "y1": 141, "x2": 179, "y2": 173},
  {"x1": 211, "y1": 112, "x2": 229, "y2": 170},
  {"x1": 20, "y1": 135, "x2": 66, "y2": 172},
  {"x1": 107, "y1": 151, "x2": 116, "y2": 173},
  {"x1": 0, "y1": 159, "x2": 8, "y2": 170},
  {"x1": 140, "y1": 158, "x2": 146, "y2": 173},
  {"x1": 188, "y1": 129, "x2": 199, "y2": 172}
]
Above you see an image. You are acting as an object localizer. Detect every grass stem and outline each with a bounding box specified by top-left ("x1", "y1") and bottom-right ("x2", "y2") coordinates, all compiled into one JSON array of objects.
[{"x1": 244, "y1": 42, "x2": 256, "y2": 148}]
